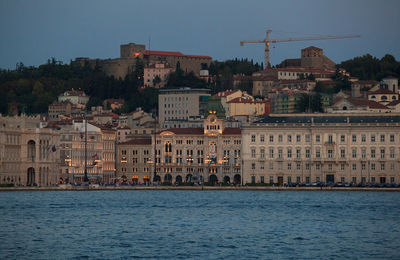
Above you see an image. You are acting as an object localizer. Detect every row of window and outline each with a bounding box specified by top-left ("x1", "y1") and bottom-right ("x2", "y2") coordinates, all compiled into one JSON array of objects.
[
  {"x1": 250, "y1": 162, "x2": 395, "y2": 171},
  {"x1": 250, "y1": 134, "x2": 397, "y2": 143},
  {"x1": 250, "y1": 176, "x2": 396, "y2": 184},
  {"x1": 250, "y1": 147, "x2": 397, "y2": 159}
]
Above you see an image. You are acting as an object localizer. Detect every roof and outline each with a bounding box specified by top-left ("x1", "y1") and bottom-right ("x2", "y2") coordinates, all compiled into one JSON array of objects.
[
  {"x1": 255, "y1": 67, "x2": 335, "y2": 74},
  {"x1": 105, "y1": 99, "x2": 124, "y2": 104},
  {"x1": 222, "y1": 128, "x2": 241, "y2": 135},
  {"x1": 387, "y1": 100, "x2": 400, "y2": 106},
  {"x1": 254, "y1": 115, "x2": 400, "y2": 124},
  {"x1": 228, "y1": 97, "x2": 268, "y2": 104},
  {"x1": 346, "y1": 98, "x2": 389, "y2": 109},
  {"x1": 213, "y1": 90, "x2": 240, "y2": 97},
  {"x1": 368, "y1": 89, "x2": 398, "y2": 95},
  {"x1": 60, "y1": 89, "x2": 87, "y2": 97},
  {"x1": 158, "y1": 128, "x2": 204, "y2": 135},
  {"x1": 119, "y1": 138, "x2": 152, "y2": 145},
  {"x1": 144, "y1": 50, "x2": 212, "y2": 60},
  {"x1": 302, "y1": 46, "x2": 322, "y2": 51}
]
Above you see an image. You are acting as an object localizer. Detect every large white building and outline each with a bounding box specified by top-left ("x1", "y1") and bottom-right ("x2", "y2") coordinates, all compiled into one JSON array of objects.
[{"x1": 242, "y1": 114, "x2": 400, "y2": 185}]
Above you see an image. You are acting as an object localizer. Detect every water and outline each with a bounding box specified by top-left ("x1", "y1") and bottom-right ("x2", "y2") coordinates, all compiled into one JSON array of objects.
[{"x1": 1, "y1": 191, "x2": 399, "y2": 259}]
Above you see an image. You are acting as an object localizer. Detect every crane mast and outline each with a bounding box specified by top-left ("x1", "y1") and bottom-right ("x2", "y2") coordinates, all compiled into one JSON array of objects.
[{"x1": 240, "y1": 30, "x2": 360, "y2": 68}]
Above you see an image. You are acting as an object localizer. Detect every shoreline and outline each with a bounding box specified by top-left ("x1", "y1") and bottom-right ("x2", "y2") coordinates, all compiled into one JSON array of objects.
[{"x1": 1, "y1": 186, "x2": 400, "y2": 192}]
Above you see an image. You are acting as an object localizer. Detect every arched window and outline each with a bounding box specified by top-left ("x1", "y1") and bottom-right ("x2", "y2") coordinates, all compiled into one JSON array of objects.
[
  {"x1": 381, "y1": 96, "x2": 387, "y2": 100},
  {"x1": 27, "y1": 140, "x2": 36, "y2": 162}
]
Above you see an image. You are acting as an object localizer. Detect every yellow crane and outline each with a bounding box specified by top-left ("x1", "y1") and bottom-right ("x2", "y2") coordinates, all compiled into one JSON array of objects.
[{"x1": 240, "y1": 29, "x2": 360, "y2": 68}]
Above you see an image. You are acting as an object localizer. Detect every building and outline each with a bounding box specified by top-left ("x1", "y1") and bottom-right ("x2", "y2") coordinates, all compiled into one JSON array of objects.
[
  {"x1": 116, "y1": 138, "x2": 152, "y2": 183},
  {"x1": 158, "y1": 88, "x2": 211, "y2": 127},
  {"x1": 328, "y1": 98, "x2": 389, "y2": 113},
  {"x1": 103, "y1": 99, "x2": 125, "y2": 110},
  {"x1": 48, "y1": 101, "x2": 84, "y2": 121},
  {"x1": 0, "y1": 115, "x2": 60, "y2": 186},
  {"x1": 144, "y1": 62, "x2": 173, "y2": 88},
  {"x1": 150, "y1": 114, "x2": 242, "y2": 184},
  {"x1": 58, "y1": 89, "x2": 89, "y2": 109},
  {"x1": 74, "y1": 43, "x2": 212, "y2": 79},
  {"x1": 58, "y1": 120, "x2": 115, "y2": 184},
  {"x1": 368, "y1": 89, "x2": 398, "y2": 105},
  {"x1": 382, "y1": 76, "x2": 399, "y2": 94},
  {"x1": 226, "y1": 96, "x2": 270, "y2": 117},
  {"x1": 242, "y1": 114, "x2": 400, "y2": 185},
  {"x1": 300, "y1": 46, "x2": 335, "y2": 69}
]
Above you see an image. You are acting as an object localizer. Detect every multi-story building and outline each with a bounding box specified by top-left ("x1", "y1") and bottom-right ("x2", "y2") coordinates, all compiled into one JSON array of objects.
[
  {"x1": 158, "y1": 88, "x2": 210, "y2": 127},
  {"x1": 58, "y1": 89, "x2": 89, "y2": 109},
  {"x1": 242, "y1": 114, "x2": 400, "y2": 185},
  {"x1": 226, "y1": 96, "x2": 270, "y2": 117},
  {"x1": 0, "y1": 115, "x2": 60, "y2": 186},
  {"x1": 116, "y1": 138, "x2": 152, "y2": 183},
  {"x1": 59, "y1": 120, "x2": 115, "y2": 183},
  {"x1": 151, "y1": 114, "x2": 242, "y2": 184},
  {"x1": 144, "y1": 62, "x2": 172, "y2": 88}
]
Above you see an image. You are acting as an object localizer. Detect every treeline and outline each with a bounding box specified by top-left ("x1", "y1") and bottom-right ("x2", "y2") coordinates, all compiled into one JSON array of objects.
[
  {"x1": 0, "y1": 58, "x2": 262, "y2": 115},
  {"x1": 338, "y1": 54, "x2": 400, "y2": 81}
]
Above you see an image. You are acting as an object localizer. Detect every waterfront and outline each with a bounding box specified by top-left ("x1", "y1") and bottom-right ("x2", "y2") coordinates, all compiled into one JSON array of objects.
[{"x1": 1, "y1": 191, "x2": 400, "y2": 259}]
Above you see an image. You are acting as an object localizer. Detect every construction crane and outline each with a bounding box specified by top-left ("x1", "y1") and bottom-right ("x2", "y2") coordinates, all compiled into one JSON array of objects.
[{"x1": 240, "y1": 29, "x2": 360, "y2": 68}]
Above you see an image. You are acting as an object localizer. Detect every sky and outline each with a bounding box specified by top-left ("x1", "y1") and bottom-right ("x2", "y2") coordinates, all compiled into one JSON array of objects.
[{"x1": 0, "y1": 0, "x2": 399, "y2": 70}]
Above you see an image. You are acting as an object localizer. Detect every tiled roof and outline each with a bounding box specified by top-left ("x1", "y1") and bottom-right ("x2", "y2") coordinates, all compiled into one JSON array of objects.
[
  {"x1": 302, "y1": 46, "x2": 322, "y2": 51},
  {"x1": 159, "y1": 128, "x2": 204, "y2": 135},
  {"x1": 255, "y1": 67, "x2": 335, "y2": 74},
  {"x1": 228, "y1": 97, "x2": 267, "y2": 103},
  {"x1": 105, "y1": 99, "x2": 124, "y2": 104},
  {"x1": 119, "y1": 138, "x2": 152, "y2": 145},
  {"x1": 346, "y1": 98, "x2": 389, "y2": 109},
  {"x1": 213, "y1": 90, "x2": 240, "y2": 97},
  {"x1": 222, "y1": 128, "x2": 241, "y2": 135},
  {"x1": 387, "y1": 100, "x2": 400, "y2": 106},
  {"x1": 144, "y1": 50, "x2": 211, "y2": 59},
  {"x1": 368, "y1": 89, "x2": 397, "y2": 95},
  {"x1": 254, "y1": 115, "x2": 400, "y2": 124}
]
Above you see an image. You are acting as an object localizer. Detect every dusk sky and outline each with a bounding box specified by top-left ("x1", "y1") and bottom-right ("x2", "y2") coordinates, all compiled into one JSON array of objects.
[{"x1": 1, "y1": 0, "x2": 399, "y2": 69}]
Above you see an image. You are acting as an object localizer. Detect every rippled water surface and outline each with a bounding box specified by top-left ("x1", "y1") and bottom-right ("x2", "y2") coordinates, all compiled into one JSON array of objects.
[{"x1": 1, "y1": 191, "x2": 400, "y2": 259}]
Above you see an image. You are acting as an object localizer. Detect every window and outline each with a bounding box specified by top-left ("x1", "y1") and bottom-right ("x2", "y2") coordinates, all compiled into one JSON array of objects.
[
  {"x1": 341, "y1": 135, "x2": 345, "y2": 142},
  {"x1": 390, "y1": 135, "x2": 395, "y2": 142},
  {"x1": 341, "y1": 149, "x2": 345, "y2": 158},
  {"x1": 316, "y1": 135, "x2": 320, "y2": 142},
  {"x1": 362, "y1": 149, "x2": 366, "y2": 159},
  {"x1": 380, "y1": 149, "x2": 385, "y2": 159},
  {"x1": 381, "y1": 163, "x2": 385, "y2": 171},
  {"x1": 306, "y1": 163, "x2": 310, "y2": 170},
  {"x1": 251, "y1": 176, "x2": 255, "y2": 184},
  {"x1": 296, "y1": 149, "x2": 301, "y2": 158},
  {"x1": 260, "y1": 176, "x2": 265, "y2": 183},
  {"x1": 306, "y1": 176, "x2": 310, "y2": 183},
  {"x1": 278, "y1": 162, "x2": 283, "y2": 170},
  {"x1": 352, "y1": 149, "x2": 357, "y2": 158},
  {"x1": 316, "y1": 163, "x2": 320, "y2": 170},
  {"x1": 316, "y1": 149, "x2": 320, "y2": 158},
  {"x1": 260, "y1": 135, "x2": 265, "y2": 142},
  {"x1": 297, "y1": 176, "x2": 301, "y2": 183},
  {"x1": 296, "y1": 135, "x2": 301, "y2": 142},
  {"x1": 341, "y1": 164, "x2": 345, "y2": 171},
  {"x1": 352, "y1": 135, "x2": 356, "y2": 142},
  {"x1": 371, "y1": 135, "x2": 375, "y2": 142},
  {"x1": 251, "y1": 163, "x2": 255, "y2": 170},
  {"x1": 328, "y1": 135, "x2": 333, "y2": 143},
  {"x1": 287, "y1": 149, "x2": 292, "y2": 158},
  {"x1": 362, "y1": 135, "x2": 366, "y2": 142},
  {"x1": 306, "y1": 149, "x2": 310, "y2": 158},
  {"x1": 260, "y1": 164, "x2": 264, "y2": 170},
  {"x1": 305, "y1": 135, "x2": 310, "y2": 142},
  {"x1": 371, "y1": 149, "x2": 376, "y2": 158},
  {"x1": 278, "y1": 135, "x2": 283, "y2": 142},
  {"x1": 296, "y1": 163, "x2": 301, "y2": 170},
  {"x1": 341, "y1": 177, "x2": 345, "y2": 182},
  {"x1": 371, "y1": 163, "x2": 376, "y2": 170},
  {"x1": 269, "y1": 176, "x2": 274, "y2": 184},
  {"x1": 287, "y1": 135, "x2": 292, "y2": 143},
  {"x1": 251, "y1": 135, "x2": 255, "y2": 143},
  {"x1": 390, "y1": 177, "x2": 395, "y2": 183},
  {"x1": 328, "y1": 149, "x2": 333, "y2": 158},
  {"x1": 380, "y1": 134, "x2": 385, "y2": 142},
  {"x1": 390, "y1": 148, "x2": 395, "y2": 158},
  {"x1": 251, "y1": 149, "x2": 256, "y2": 158},
  {"x1": 288, "y1": 163, "x2": 292, "y2": 170},
  {"x1": 269, "y1": 148, "x2": 274, "y2": 158},
  {"x1": 278, "y1": 149, "x2": 283, "y2": 158},
  {"x1": 362, "y1": 163, "x2": 366, "y2": 170},
  {"x1": 328, "y1": 164, "x2": 333, "y2": 170},
  {"x1": 269, "y1": 162, "x2": 274, "y2": 170},
  {"x1": 260, "y1": 148, "x2": 265, "y2": 158},
  {"x1": 352, "y1": 164, "x2": 357, "y2": 170},
  {"x1": 269, "y1": 135, "x2": 274, "y2": 142}
]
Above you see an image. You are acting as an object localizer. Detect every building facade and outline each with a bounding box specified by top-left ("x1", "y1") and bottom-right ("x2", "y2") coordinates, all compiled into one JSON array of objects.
[
  {"x1": 0, "y1": 115, "x2": 60, "y2": 186},
  {"x1": 150, "y1": 114, "x2": 242, "y2": 184},
  {"x1": 158, "y1": 88, "x2": 210, "y2": 126},
  {"x1": 242, "y1": 114, "x2": 400, "y2": 185}
]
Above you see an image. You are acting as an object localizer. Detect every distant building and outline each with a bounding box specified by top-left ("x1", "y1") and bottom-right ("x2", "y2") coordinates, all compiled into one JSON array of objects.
[
  {"x1": 158, "y1": 88, "x2": 210, "y2": 127},
  {"x1": 381, "y1": 77, "x2": 399, "y2": 94},
  {"x1": 242, "y1": 114, "x2": 400, "y2": 185},
  {"x1": 144, "y1": 62, "x2": 172, "y2": 88},
  {"x1": 0, "y1": 115, "x2": 60, "y2": 186},
  {"x1": 368, "y1": 89, "x2": 398, "y2": 105},
  {"x1": 227, "y1": 96, "x2": 271, "y2": 117},
  {"x1": 58, "y1": 89, "x2": 89, "y2": 109},
  {"x1": 103, "y1": 99, "x2": 125, "y2": 110}
]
